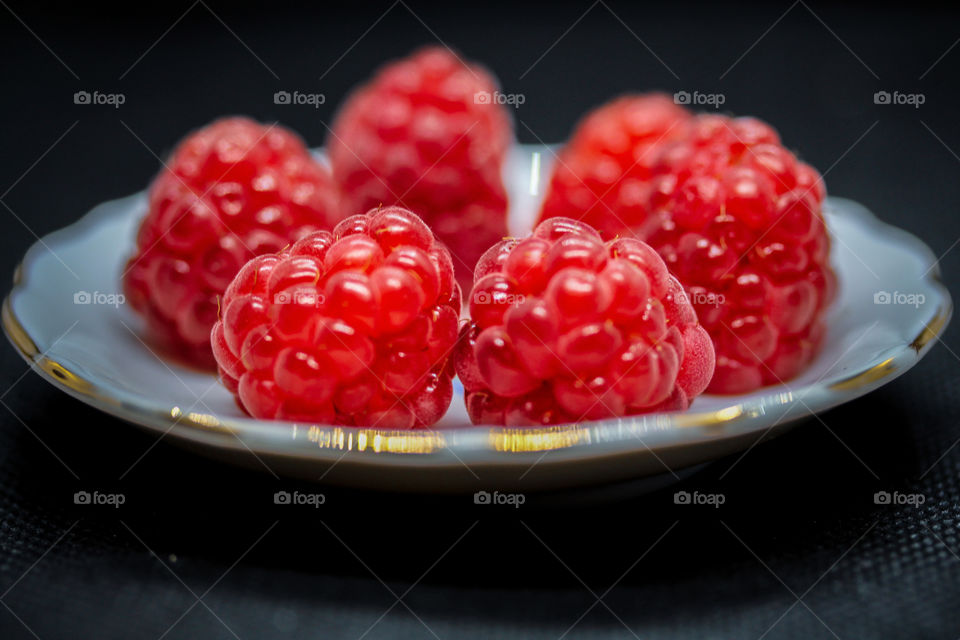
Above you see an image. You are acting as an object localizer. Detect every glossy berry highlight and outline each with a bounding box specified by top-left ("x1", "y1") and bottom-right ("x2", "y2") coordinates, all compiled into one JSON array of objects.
[
  {"x1": 123, "y1": 117, "x2": 341, "y2": 368},
  {"x1": 455, "y1": 216, "x2": 715, "y2": 426},
  {"x1": 211, "y1": 206, "x2": 460, "y2": 428}
]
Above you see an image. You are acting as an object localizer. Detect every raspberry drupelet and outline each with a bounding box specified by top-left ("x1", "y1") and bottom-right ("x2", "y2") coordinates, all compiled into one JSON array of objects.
[
  {"x1": 211, "y1": 206, "x2": 460, "y2": 428},
  {"x1": 327, "y1": 46, "x2": 512, "y2": 286},
  {"x1": 638, "y1": 114, "x2": 836, "y2": 394},
  {"x1": 536, "y1": 94, "x2": 692, "y2": 237},
  {"x1": 123, "y1": 117, "x2": 341, "y2": 368},
  {"x1": 455, "y1": 217, "x2": 715, "y2": 426}
]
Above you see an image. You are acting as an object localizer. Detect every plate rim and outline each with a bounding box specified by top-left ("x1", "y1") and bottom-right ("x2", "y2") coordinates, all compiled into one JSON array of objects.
[{"x1": 1, "y1": 187, "x2": 952, "y2": 469}]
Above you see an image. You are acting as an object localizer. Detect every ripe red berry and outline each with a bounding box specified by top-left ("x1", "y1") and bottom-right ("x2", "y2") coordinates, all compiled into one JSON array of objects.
[
  {"x1": 455, "y1": 217, "x2": 715, "y2": 426},
  {"x1": 123, "y1": 118, "x2": 341, "y2": 368},
  {"x1": 328, "y1": 46, "x2": 512, "y2": 286},
  {"x1": 212, "y1": 206, "x2": 460, "y2": 428},
  {"x1": 539, "y1": 100, "x2": 835, "y2": 394},
  {"x1": 640, "y1": 114, "x2": 836, "y2": 394},
  {"x1": 537, "y1": 94, "x2": 692, "y2": 237}
]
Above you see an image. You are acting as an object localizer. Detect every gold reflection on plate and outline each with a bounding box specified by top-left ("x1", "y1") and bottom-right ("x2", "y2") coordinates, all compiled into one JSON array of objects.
[
  {"x1": 910, "y1": 307, "x2": 949, "y2": 353},
  {"x1": 305, "y1": 425, "x2": 446, "y2": 454},
  {"x1": 492, "y1": 425, "x2": 590, "y2": 452}
]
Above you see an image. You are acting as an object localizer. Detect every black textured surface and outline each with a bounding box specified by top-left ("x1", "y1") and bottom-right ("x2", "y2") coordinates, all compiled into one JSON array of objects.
[{"x1": 1, "y1": 1, "x2": 959, "y2": 638}]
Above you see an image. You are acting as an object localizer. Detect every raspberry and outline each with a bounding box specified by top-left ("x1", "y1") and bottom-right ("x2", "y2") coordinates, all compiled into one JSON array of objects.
[
  {"x1": 211, "y1": 206, "x2": 460, "y2": 428},
  {"x1": 537, "y1": 94, "x2": 692, "y2": 237},
  {"x1": 455, "y1": 217, "x2": 715, "y2": 426},
  {"x1": 123, "y1": 118, "x2": 341, "y2": 368},
  {"x1": 637, "y1": 113, "x2": 836, "y2": 393},
  {"x1": 328, "y1": 46, "x2": 511, "y2": 286}
]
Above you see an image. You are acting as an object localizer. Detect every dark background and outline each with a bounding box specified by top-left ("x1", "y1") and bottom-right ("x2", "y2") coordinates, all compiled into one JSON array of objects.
[{"x1": 1, "y1": 1, "x2": 959, "y2": 638}]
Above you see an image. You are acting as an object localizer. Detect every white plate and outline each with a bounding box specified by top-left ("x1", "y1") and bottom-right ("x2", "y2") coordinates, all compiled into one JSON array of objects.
[{"x1": 2, "y1": 145, "x2": 951, "y2": 492}]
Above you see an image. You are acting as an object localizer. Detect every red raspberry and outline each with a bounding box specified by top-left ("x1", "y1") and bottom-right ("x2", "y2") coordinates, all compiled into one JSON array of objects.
[
  {"x1": 455, "y1": 217, "x2": 715, "y2": 426},
  {"x1": 123, "y1": 118, "x2": 341, "y2": 368},
  {"x1": 537, "y1": 94, "x2": 692, "y2": 237},
  {"x1": 211, "y1": 206, "x2": 460, "y2": 428},
  {"x1": 328, "y1": 46, "x2": 511, "y2": 286},
  {"x1": 637, "y1": 114, "x2": 836, "y2": 393}
]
